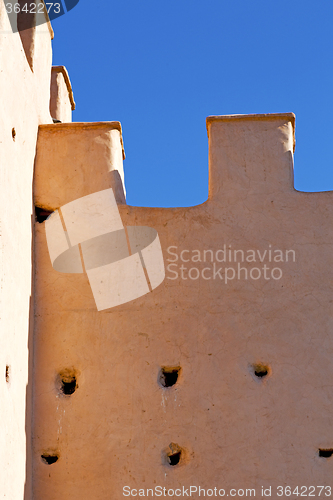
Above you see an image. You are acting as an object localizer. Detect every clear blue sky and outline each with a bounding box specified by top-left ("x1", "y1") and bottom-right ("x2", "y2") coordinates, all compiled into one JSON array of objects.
[{"x1": 51, "y1": 0, "x2": 333, "y2": 207}]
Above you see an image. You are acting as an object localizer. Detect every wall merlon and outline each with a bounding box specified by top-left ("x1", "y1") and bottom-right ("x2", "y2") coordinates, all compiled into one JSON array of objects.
[
  {"x1": 34, "y1": 122, "x2": 126, "y2": 210},
  {"x1": 38, "y1": 121, "x2": 125, "y2": 155},
  {"x1": 206, "y1": 112, "x2": 296, "y2": 151},
  {"x1": 207, "y1": 112, "x2": 296, "y2": 201}
]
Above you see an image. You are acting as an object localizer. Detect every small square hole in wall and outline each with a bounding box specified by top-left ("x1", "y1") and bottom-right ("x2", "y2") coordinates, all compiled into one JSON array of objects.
[
  {"x1": 41, "y1": 452, "x2": 59, "y2": 465},
  {"x1": 318, "y1": 448, "x2": 333, "y2": 458},
  {"x1": 251, "y1": 363, "x2": 271, "y2": 380},
  {"x1": 168, "y1": 450, "x2": 181, "y2": 466},
  {"x1": 35, "y1": 206, "x2": 54, "y2": 223},
  {"x1": 162, "y1": 442, "x2": 188, "y2": 467},
  {"x1": 158, "y1": 366, "x2": 181, "y2": 388},
  {"x1": 56, "y1": 368, "x2": 78, "y2": 396}
]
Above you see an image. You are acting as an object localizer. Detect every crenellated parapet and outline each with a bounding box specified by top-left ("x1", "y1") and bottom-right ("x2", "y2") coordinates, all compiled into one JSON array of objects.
[{"x1": 32, "y1": 110, "x2": 333, "y2": 499}]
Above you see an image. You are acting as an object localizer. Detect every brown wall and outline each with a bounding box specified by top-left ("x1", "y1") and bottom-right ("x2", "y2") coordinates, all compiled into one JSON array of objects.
[{"x1": 32, "y1": 113, "x2": 333, "y2": 499}]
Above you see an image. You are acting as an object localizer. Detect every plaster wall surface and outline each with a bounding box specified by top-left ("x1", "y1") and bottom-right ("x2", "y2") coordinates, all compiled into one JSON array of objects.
[
  {"x1": 33, "y1": 114, "x2": 333, "y2": 499},
  {"x1": 0, "y1": 4, "x2": 53, "y2": 498}
]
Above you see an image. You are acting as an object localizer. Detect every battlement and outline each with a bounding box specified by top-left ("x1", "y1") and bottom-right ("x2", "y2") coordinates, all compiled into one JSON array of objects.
[{"x1": 32, "y1": 104, "x2": 333, "y2": 500}]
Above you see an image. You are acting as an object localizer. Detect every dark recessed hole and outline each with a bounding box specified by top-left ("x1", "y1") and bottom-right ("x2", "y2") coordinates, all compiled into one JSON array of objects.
[
  {"x1": 168, "y1": 451, "x2": 181, "y2": 466},
  {"x1": 164, "y1": 442, "x2": 184, "y2": 467},
  {"x1": 35, "y1": 206, "x2": 54, "y2": 223},
  {"x1": 61, "y1": 377, "x2": 76, "y2": 395},
  {"x1": 159, "y1": 366, "x2": 181, "y2": 388},
  {"x1": 5, "y1": 365, "x2": 10, "y2": 383},
  {"x1": 255, "y1": 368, "x2": 268, "y2": 378},
  {"x1": 319, "y1": 448, "x2": 333, "y2": 458},
  {"x1": 12, "y1": 128, "x2": 16, "y2": 141},
  {"x1": 252, "y1": 363, "x2": 270, "y2": 379},
  {"x1": 41, "y1": 453, "x2": 59, "y2": 465},
  {"x1": 57, "y1": 369, "x2": 78, "y2": 396}
]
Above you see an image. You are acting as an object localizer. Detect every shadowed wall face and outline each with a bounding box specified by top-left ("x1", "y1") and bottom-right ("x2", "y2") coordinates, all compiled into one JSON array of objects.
[{"x1": 32, "y1": 113, "x2": 333, "y2": 498}]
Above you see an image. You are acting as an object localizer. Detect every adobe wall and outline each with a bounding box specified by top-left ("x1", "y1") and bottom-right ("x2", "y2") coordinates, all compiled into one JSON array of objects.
[
  {"x1": 32, "y1": 113, "x2": 333, "y2": 498},
  {"x1": 0, "y1": 4, "x2": 53, "y2": 498},
  {"x1": 2, "y1": 5, "x2": 333, "y2": 499}
]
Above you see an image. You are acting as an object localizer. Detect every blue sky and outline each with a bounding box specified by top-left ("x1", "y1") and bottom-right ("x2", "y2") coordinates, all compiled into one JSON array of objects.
[{"x1": 51, "y1": 0, "x2": 333, "y2": 207}]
